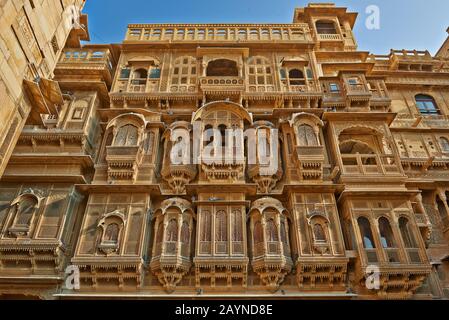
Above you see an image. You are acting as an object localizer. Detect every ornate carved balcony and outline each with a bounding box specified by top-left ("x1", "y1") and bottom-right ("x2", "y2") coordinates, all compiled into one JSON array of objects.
[
  {"x1": 248, "y1": 164, "x2": 283, "y2": 194},
  {"x1": 199, "y1": 76, "x2": 245, "y2": 98},
  {"x1": 249, "y1": 198, "x2": 293, "y2": 292},
  {"x1": 200, "y1": 147, "x2": 246, "y2": 182},
  {"x1": 162, "y1": 164, "x2": 197, "y2": 194},
  {"x1": 150, "y1": 199, "x2": 195, "y2": 293},
  {"x1": 295, "y1": 145, "x2": 325, "y2": 180},
  {"x1": 106, "y1": 145, "x2": 143, "y2": 183}
]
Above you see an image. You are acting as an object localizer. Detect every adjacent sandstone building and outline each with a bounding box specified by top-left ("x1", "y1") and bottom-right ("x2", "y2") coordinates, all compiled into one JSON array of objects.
[
  {"x1": 0, "y1": 0, "x2": 88, "y2": 177},
  {"x1": 0, "y1": 2, "x2": 449, "y2": 299}
]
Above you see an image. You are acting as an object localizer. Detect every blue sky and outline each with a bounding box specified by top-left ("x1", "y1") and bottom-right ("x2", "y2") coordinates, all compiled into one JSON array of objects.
[{"x1": 83, "y1": 0, "x2": 449, "y2": 55}]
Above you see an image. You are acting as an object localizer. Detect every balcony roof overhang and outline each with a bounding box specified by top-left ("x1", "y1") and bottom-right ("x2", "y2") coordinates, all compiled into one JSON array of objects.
[
  {"x1": 23, "y1": 78, "x2": 63, "y2": 125},
  {"x1": 192, "y1": 100, "x2": 253, "y2": 123},
  {"x1": 323, "y1": 112, "x2": 397, "y2": 125},
  {"x1": 197, "y1": 47, "x2": 249, "y2": 58}
]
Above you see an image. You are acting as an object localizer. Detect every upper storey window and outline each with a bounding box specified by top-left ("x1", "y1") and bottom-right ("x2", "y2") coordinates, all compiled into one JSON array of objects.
[
  {"x1": 289, "y1": 69, "x2": 305, "y2": 85},
  {"x1": 170, "y1": 56, "x2": 197, "y2": 92},
  {"x1": 316, "y1": 20, "x2": 337, "y2": 34},
  {"x1": 297, "y1": 124, "x2": 318, "y2": 146},
  {"x1": 358, "y1": 217, "x2": 375, "y2": 249},
  {"x1": 132, "y1": 69, "x2": 148, "y2": 85},
  {"x1": 114, "y1": 124, "x2": 139, "y2": 146},
  {"x1": 247, "y1": 56, "x2": 274, "y2": 92},
  {"x1": 280, "y1": 68, "x2": 306, "y2": 88},
  {"x1": 415, "y1": 94, "x2": 440, "y2": 115},
  {"x1": 206, "y1": 59, "x2": 238, "y2": 77},
  {"x1": 116, "y1": 57, "x2": 161, "y2": 93}
]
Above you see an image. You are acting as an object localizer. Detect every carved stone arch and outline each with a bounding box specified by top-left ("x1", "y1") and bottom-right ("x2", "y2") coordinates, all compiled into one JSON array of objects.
[
  {"x1": 249, "y1": 197, "x2": 288, "y2": 218},
  {"x1": 97, "y1": 210, "x2": 126, "y2": 255},
  {"x1": 336, "y1": 124, "x2": 384, "y2": 140},
  {"x1": 155, "y1": 197, "x2": 195, "y2": 218},
  {"x1": 338, "y1": 125, "x2": 387, "y2": 156},
  {"x1": 339, "y1": 139, "x2": 376, "y2": 155},
  {"x1": 289, "y1": 112, "x2": 324, "y2": 128},
  {"x1": 192, "y1": 100, "x2": 253, "y2": 124},
  {"x1": 8, "y1": 190, "x2": 44, "y2": 237},
  {"x1": 106, "y1": 112, "x2": 147, "y2": 131}
]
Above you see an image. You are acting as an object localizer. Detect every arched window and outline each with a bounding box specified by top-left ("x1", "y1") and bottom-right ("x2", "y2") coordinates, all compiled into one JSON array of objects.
[
  {"x1": 440, "y1": 137, "x2": 449, "y2": 153},
  {"x1": 280, "y1": 221, "x2": 288, "y2": 244},
  {"x1": 313, "y1": 223, "x2": 327, "y2": 242},
  {"x1": 216, "y1": 211, "x2": 227, "y2": 241},
  {"x1": 358, "y1": 217, "x2": 376, "y2": 249},
  {"x1": 415, "y1": 94, "x2": 440, "y2": 115},
  {"x1": 254, "y1": 221, "x2": 264, "y2": 244},
  {"x1": 13, "y1": 196, "x2": 38, "y2": 227},
  {"x1": 257, "y1": 128, "x2": 272, "y2": 158},
  {"x1": 288, "y1": 69, "x2": 305, "y2": 85},
  {"x1": 206, "y1": 59, "x2": 238, "y2": 77},
  {"x1": 131, "y1": 68, "x2": 148, "y2": 85},
  {"x1": 114, "y1": 124, "x2": 138, "y2": 146},
  {"x1": 247, "y1": 57, "x2": 274, "y2": 91},
  {"x1": 218, "y1": 124, "x2": 227, "y2": 147},
  {"x1": 436, "y1": 196, "x2": 448, "y2": 222},
  {"x1": 166, "y1": 219, "x2": 178, "y2": 242},
  {"x1": 156, "y1": 222, "x2": 164, "y2": 243},
  {"x1": 201, "y1": 211, "x2": 211, "y2": 241},
  {"x1": 399, "y1": 217, "x2": 417, "y2": 248},
  {"x1": 297, "y1": 124, "x2": 318, "y2": 146},
  {"x1": 231, "y1": 210, "x2": 242, "y2": 241},
  {"x1": 266, "y1": 219, "x2": 279, "y2": 242},
  {"x1": 170, "y1": 56, "x2": 197, "y2": 92},
  {"x1": 316, "y1": 20, "x2": 337, "y2": 34},
  {"x1": 378, "y1": 217, "x2": 396, "y2": 248},
  {"x1": 104, "y1": 223, "x2": 119, "y2": 244},
  {"x1": 181, "y1": 221, "x2": 190, "y2": 243}
]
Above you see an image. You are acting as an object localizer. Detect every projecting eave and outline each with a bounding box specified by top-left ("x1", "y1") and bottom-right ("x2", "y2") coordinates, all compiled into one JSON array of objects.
[
  {"x1": 315, "y1": 51, "x2": 370, "y2": 61},
  {"x1": 320, "y1": 62, "x2": 374, "y2": 74},
  {"x1": 75, "y1": 184, "x2": 163, "y2": 195},
  {"x1": 322, "y1": 112, "x2": 397, "y2": 125},
  {"x1": 293, "y1": 6, "x2": 358, "y2": 29}
]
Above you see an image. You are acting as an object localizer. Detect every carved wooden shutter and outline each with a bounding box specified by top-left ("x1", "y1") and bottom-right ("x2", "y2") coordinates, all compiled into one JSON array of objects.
[{"x1": 216, "y1": 210, "x2": 227, "y2": 241}]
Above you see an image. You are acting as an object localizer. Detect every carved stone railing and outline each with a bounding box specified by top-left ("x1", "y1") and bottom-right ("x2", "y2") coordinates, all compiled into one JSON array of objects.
[
  {"x1": 200, "y1": 76, "x2": 245, "y2": 93},
  {"x1": 340, "y1": 154, "x2": 402, "y2": 176},
  {"x1": 317, "y1": 33, "x2": 343, "y2": 41},
  {"x1": 125, "y1": 24, "x2": 311, "y2": 43},
  {"x1": 106, "y1": 145, "x2": 142, "y2": 182},
  {"x1": 59, "y1": 49, "x2": 112, "y2": 69},
  {"x1": 295, "y1": 145, "x2": 325, "y2": 180}
]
